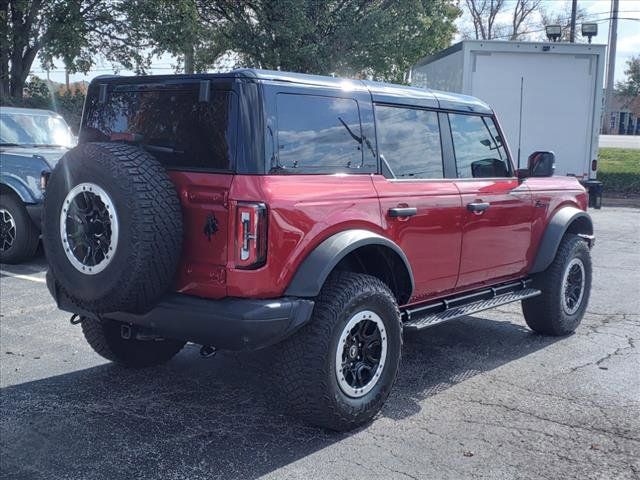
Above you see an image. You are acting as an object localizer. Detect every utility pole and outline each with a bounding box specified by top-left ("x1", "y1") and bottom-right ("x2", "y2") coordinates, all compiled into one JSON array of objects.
[
  {"x1": 569, "y1": 0, "x2": 578, "y2": 42},
  {"x1": 604, "y1": 0, "x2": 619, "y2": 134}
]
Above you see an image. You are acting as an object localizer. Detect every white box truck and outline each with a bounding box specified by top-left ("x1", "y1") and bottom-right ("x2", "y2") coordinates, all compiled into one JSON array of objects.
[{"x1": 411, "y1": 40, "x2": 606, "y2": 207}]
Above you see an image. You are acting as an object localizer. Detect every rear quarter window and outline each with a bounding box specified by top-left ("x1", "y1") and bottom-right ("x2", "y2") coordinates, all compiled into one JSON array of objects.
[
  {"x1": 81, "y1": 87, "x2": 237, "y2": 171},
  {"x1": 275, "y1": 93, "x2": 366, "y2": 173}
]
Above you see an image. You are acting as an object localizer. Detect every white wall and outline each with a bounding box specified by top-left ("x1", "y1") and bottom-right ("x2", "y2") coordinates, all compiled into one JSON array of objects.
[
  {"x1": 411, "y1": 50, "x2": 464, "y2": 93},
  {"x1": 470, "y1": 51, "x2": 596, "y2": 176}
]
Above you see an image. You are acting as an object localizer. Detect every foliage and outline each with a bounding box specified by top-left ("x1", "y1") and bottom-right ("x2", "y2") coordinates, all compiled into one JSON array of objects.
[
  {"x1": 124, "y1": 0, "x2": 227, "y2": 74},
  {"x1": 196, "y1": 0, "x2": 460, "y2": 84},
  {"x1": 1, "y1": 76, "x2": 86, "y2": 133},
  {"x1": 3, "y1": 0, "x2": 460, "y2": 98},
  {"x1": 1, "y1": 0, "x2": 149, "y2": 100},
  {"x1": 615, "y1": 56, "x2": 640, "y2": 98},
  {"x1": 598, "y1": 147, "x2": 640, "y2": 195}
]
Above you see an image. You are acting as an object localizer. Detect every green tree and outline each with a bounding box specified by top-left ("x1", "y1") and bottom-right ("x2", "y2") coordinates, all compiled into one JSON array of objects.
[
  {"x1": 195, "y1": 0, "x2": 460, "y2": 84},
  {"x1": 616, "y1": 56, "x2": 640, "y2": 98},
  {"x1": 125, "y1": 0, "x2": 227, "y2": 74},
  {"x1": 1, "y1": 0, "x2": 147, "y2": 101}
]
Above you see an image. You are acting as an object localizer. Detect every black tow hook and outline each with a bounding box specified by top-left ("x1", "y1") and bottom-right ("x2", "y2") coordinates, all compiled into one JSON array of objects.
[
  {"x1": 120, "y1": 324, "x2": 132, "y2": 340},
  {"x1": 200, "y1": 345, "x2": 217, "y2": 358},
  {"x1": 70, "y1": 314, "x2": 82, "y2": 325}
]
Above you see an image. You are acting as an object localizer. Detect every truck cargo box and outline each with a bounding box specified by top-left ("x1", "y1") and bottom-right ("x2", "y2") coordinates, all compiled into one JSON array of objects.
[{"x1": 411, "y1": 40, "x2": 606, "y2": 186}]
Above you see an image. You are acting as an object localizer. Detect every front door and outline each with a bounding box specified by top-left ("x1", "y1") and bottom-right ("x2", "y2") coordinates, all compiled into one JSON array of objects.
[
  {"x1": 372, "y1": 104, "x2": 463, "y2": 304},
  {"x1": 447, "y1": 112, "x2": 533, "y2": 288}
]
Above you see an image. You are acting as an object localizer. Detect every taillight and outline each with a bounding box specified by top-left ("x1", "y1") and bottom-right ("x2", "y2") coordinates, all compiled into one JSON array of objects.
[{"x1": 235, "y1": 202, "x2": 267, "y2": 269}]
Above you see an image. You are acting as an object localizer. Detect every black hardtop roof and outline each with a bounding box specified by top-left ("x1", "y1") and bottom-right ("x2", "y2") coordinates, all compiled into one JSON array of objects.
[{"x1": 91, "y1": 68, "x2": 493, "y2": 114}]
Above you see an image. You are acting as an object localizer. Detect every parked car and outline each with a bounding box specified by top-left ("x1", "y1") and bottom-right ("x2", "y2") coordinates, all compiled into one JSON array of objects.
[
  {"x1": 42, "y1": 70, "x2": 594, "y2": 431},
  {"x1": 0, "y1": 106, "x2": 74, "y2": 263}
]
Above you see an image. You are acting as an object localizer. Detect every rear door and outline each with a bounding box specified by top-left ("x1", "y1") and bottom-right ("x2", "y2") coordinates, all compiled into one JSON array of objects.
[
  {"x1": 372, "y1": 104, "x2": 463, "y2": 303},
  {"x1": 81, "y1": 78, "x2": 240, "y2": 298},
  {"x1": 446, "y1": 112, "x2": 533, "y2": 288}
]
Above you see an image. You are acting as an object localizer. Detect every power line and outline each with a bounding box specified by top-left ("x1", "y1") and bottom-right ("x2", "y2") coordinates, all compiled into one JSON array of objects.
[
  {"x1": 467, "y1": 6, "x2": 640, "y2": 40},
  {"x1": 490, "y1": 15, "x2": 638, "y2": 40}
]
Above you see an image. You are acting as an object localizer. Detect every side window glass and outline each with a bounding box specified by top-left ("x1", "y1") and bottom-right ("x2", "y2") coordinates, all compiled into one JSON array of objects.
[
  {"x1": 375, "y1": 105, "x2": 443, "y2": 179},
  {"x1": 483, "y1": 117, "x2": 509, "y2": 163},
  {"x1": 449, "y1": 114, "x2": 512, "y2": 178},
  {"x1": 276, "y1": 93, "x2": 363, "y2": 171}
]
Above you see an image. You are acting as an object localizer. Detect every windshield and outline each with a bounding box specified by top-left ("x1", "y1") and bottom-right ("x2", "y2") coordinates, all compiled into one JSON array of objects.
[{"x1": 0, "y1": 111, "x2": 73, "y2": 147}]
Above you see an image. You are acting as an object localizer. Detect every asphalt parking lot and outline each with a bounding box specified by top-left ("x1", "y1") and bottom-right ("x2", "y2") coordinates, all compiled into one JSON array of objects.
[{"x1": 1, "y1": 207, "x2": 639, "y2": 480}]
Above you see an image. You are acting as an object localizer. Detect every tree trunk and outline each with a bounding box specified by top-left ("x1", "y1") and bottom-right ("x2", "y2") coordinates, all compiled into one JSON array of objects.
[
  {"x1": 184, "y1": 44, "x2": 194, "y2": 74},
  {"x1": 6, "y1": 0, "x2": 43, "y2": 99},
  {"x1": 9, "y1": 45, "x2": 38, "y2": 99},
  {"x1": 0, "y1": 0, "x2": 9, "y2": 100}
]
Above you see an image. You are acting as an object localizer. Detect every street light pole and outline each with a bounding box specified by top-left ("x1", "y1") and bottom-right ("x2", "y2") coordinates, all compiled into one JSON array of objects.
[
  {"x1": 569, "y1": 0, "x2": 578, "y2": 42},
  {"x1": 604, "y1": 0, "x2": 619, "y2": 134}
]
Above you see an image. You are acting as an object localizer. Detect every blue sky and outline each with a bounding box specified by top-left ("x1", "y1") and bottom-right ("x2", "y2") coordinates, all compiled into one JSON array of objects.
[{"x1": 33, "y1": 0, "x2": 639, "y2": 86}]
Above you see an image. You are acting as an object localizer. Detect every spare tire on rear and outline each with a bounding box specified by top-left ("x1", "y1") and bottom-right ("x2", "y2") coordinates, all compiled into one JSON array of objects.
[{"x1": 43, "y1": 142, "x2": 182, "y2": 314}]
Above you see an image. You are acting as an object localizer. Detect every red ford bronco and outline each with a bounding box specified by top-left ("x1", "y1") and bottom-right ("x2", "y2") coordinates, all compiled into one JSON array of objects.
[{"x1": 43, "y1": 69, "x2": 594, "y2": 431}]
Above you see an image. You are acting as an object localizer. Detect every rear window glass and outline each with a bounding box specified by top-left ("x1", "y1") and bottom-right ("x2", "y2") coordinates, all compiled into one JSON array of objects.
[
  {"x1": 82, "y1": 88, "x2": 237, "y2": 171},
  {"x1": 275, "y1": 93, "x2": 364, "y2": 172}
]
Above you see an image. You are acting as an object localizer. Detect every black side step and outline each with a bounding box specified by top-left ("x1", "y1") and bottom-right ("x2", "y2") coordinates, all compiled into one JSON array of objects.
[{"x1": 402, "y1": 279, "x2": 541, "y2": 331}]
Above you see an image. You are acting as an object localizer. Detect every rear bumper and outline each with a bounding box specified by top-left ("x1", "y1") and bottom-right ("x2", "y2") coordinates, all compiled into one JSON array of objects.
[
  {"x1": 47, "y1": 272, "x2": 315, "y2": 351},
  {"x1": 581, "y1": 180, "x2": 603, "y2": 209}
]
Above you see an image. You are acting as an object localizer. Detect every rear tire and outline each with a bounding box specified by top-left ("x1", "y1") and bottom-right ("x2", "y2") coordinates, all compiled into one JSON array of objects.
[
  {"x1": 81, "y1": 317, "x2": 185, "y2": 368},
  {"x1": 522, "y1": 234, "x2": 592, "y2": 336},
  {"x1": 276, "y1": 271, "x2": 402, "y2": 431},
  {"x1": 0, "y1": 193, "x2": 39, "y2": 264}
]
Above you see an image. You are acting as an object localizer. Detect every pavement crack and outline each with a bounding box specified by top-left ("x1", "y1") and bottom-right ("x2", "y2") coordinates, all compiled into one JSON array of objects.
[
  {"x1": 455, "y1": 397, "x2": 640, "y2": 443},
  {"x1": 379, "y1": 464, "x2": 421, "y2": 480},
  {"x1": 569, "y1": 335, "x2": 639, "y2": 372}
]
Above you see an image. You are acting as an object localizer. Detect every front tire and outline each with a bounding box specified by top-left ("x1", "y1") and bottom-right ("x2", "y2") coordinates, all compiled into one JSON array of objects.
[
  {"x1": 0, "y1": 193, "x2": 39, "y2": 264},
  {"x1": 81, "y1": 317, "x2": 185, "y2": 368},
  {"x1": 277, "y1": 272, "x2": 402, "y2": 431},
  {"x1": 522, "y1": 234, "x2": 592, "y2": 336}
]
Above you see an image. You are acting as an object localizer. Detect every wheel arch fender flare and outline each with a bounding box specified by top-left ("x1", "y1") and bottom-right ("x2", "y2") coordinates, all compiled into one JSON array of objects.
[
  {"x1": 285, "y1": 229, "x2": 415, "y2": 300},
  {"x1": 0, "y1": 176, "x2": 37, "y2": 204},
  {"x1": 530, "y1": 206, "x2": 593, "y2": 274}
]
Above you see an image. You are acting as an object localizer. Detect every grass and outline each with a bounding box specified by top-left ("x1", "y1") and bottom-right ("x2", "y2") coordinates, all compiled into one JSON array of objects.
[{"x1": 598, "y1": 147, "x2": 640, "y2": 195}]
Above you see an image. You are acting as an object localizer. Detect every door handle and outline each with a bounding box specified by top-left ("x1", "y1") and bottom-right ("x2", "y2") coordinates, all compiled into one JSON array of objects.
[
  {"x1": 467, "y1": 202, "x2": 490, "y2": 213},
  {"x1": 388, "y1": 207, "x2": 417, "y2": 218}
]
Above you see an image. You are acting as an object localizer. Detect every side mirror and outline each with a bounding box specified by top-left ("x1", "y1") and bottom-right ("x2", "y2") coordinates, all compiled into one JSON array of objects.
[{"x1": 528, "y1": 151, "x2": 555, "y2": 177}]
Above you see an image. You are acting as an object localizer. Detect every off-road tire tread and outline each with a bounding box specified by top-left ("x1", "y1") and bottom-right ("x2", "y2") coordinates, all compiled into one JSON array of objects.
[
  {"x1": 0, "y1": 192, "x2": 39, "y2": 264},
  {"x1": 275, "y1": 271, "x2": 402, "y2": 431},
  {"x1": 81, "y1": 316, "x2": 185, "y2": 368},
  {"x1": 43, "y1": 143, "x2": 182, "y2": 313},
  {"x1": 522, "y1": 234, "x2": 591, "y2": 336}
]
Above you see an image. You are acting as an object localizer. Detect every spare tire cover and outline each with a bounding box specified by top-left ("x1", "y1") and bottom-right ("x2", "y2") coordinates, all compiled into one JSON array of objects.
[{"x1": 43, "y1": 142, "x2": 182, "y2": 314}]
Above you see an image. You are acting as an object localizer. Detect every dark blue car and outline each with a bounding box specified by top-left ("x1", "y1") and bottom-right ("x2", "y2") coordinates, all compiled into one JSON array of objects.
[{"x1": 1, "y1": 106, "x2": 74, "y2": 263}]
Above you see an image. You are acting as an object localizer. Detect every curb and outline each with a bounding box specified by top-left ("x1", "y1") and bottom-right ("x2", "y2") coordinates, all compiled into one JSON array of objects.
[{"x1": 602, "y1": 196, "x2": 640, "y2": 208}]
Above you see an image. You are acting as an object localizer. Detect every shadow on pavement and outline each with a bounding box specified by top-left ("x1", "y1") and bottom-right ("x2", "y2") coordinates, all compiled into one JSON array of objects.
[
  {"x1": 0, "y1": 246, "x2": 47, "y2": 276},
  {"x1": 0, "y1": 315, "x2": 557, "y2": 480}
]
